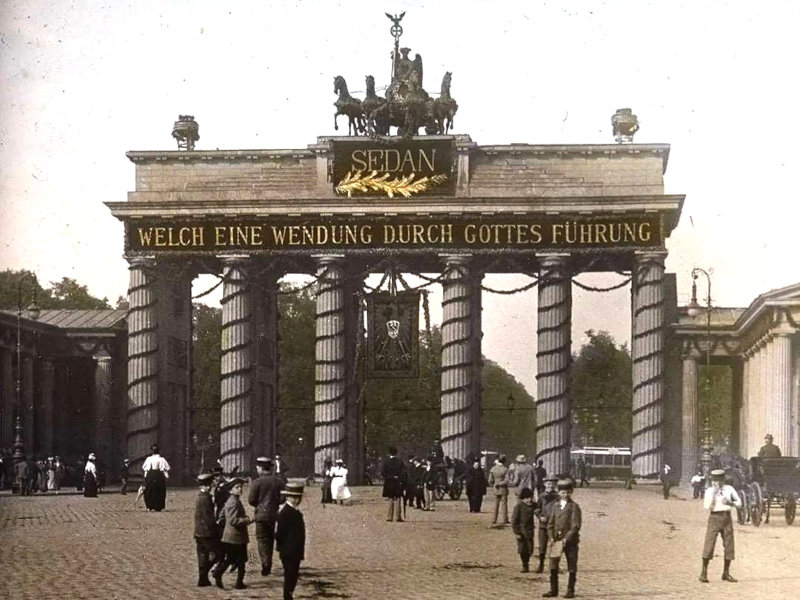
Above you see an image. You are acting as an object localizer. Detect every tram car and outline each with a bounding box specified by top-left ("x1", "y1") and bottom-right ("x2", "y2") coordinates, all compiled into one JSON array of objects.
[{"x1": 570, "y1": 446, "x2": 632, "y2": 480}]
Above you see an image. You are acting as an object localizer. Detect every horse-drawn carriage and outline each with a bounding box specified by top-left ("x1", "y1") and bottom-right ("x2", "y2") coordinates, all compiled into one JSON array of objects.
[
  {"x1": 741, "y1": 457, "x2": 800, "y2": 526},
  {"x1": 430, "y1": 459, "x2": 467, "y2": 501}
]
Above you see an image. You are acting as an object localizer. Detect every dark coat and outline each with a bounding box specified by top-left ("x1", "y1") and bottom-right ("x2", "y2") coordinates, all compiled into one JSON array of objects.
[
  {"x1": 547, "y1": 498, "x2": 582, "y2": 546},
  {"x1": 511, "y1": 500, "x2": 536, "y2": 538},
  {"x1": 534, "y1": 491, "x2": 559, "y2": 523},
  {"x1": 220, "y1": 495, "x2": 251, "y2": 545},
  {"x1": 194, "y1": 490, "x2": 217, "y2": 538},
  {"x1": 248, "y1": 473, "x2": 284, "y2": 521},
  {"x1": 381, "y1": 456, "x2": 406, "y2": 498},
  {"x1": 464, "y1": 466, "x2": 488, "y2": 497},
  {"x1": 276, "y1": 503, "x2": 306, "y2": 561}
]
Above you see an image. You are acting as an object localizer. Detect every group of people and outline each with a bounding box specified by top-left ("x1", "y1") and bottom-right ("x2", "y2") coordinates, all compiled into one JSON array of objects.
[
  {"x1": 3, "y1": 454, "x2": 69, "y2": 494},
  {"x1": 193, "y1": 456, "x2": 305, "y2": 600},
  {"x1": 320, "y1": 456, "x2": 351, "y2": 505}
]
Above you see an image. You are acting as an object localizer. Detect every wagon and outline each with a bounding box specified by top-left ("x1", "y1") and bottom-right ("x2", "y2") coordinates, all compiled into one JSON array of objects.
[
  {"x1": 745, "y1": 457, "x2": 800, "y2": 526},
  {"x1": 431, "y1": 460, "x2": 467, "y2": 501}
]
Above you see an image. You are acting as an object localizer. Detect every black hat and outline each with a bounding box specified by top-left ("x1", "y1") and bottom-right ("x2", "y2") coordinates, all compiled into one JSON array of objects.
[
  {"x1": 197, "y1": 473, "x2": 213, "y2": 484},
  {"x1": 519, "y1": 487, "x2": 534, "y2": 500},
  {"x1": 556, "y1": 479, "x2": 573, "y2": 491}
]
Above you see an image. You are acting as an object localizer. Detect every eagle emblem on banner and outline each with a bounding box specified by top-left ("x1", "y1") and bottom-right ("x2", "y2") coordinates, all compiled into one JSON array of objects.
[{"x1": 366, "y1": 292, "x2": 420, "y2": 379}]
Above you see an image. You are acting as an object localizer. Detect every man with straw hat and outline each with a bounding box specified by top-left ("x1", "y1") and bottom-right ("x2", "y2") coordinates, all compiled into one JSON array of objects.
[
  {"x1": 276, "y1": 482, "x2": 306, "y2": 600},
  {"x1": 700, "y1": 469, "x2": 742, "y2": 583}
]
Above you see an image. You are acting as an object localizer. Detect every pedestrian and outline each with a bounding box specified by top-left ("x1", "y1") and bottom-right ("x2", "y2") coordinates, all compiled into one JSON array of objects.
[
  {"x1": 13, "y1": 457, "x2": 30, "y2": 495},
  {"x1": 699, "y1": 469, "x2": 742, "y2": 583},
  {"x1": 758, "y1": 433, "x2": 781, "y2": 458},
  {"x1": 142, "y1": 444, "x2": 170, "y2": 511},
  {"x1": 578, "y1": 458, "x2": 590, "y2": 487},
  {"x1": 320, "y1": 456, "x2": 333, "y2": 504},
  {"x1": 423, "y1": 457, "x2": 437, "y2": 511},
  {"x1": 120, "y1": 458, "x2": 130, "y2": 495},
  {"x1": 412, "y1": 458, "x2": 426, "y2": 509},
  {"x1": 691, "y1": 469, "x2": 705, "y2": 500},
  {"x1": 211, "y1": 477, "x2": 252, "y2": 590},
  {"x1": 403, "y1": 455, "x2": 417, "y2": 509},
  {"x1": 534, "y1": 459, "x2": 547, "y2": 499},
  {"x1": 543, "y1": 479, "x2": 582, "y2": 599},
  {"x1": 464, "y1": 459, "x2": 487, "y2": 513},
  {"x1": 330, "y1": 458, "x2": 351, "y2": 505},
  {"x1": 508, "y1": 454, "x2": 535, "y2": 497},
  {"x1": 276, "y1": 482, "x2": 306, "y2": 600},
  {"x1": 533, "y1": 475, "x2": 559, "y2": 573},
  {"x1": 27, "y1": 457, "x2": 38, "y2": 494},
  {"x1": 75, "y1": 458, "x2": 84, "y2": 491},
  {"x1": 488, "y1": 454, "x2": 510, "y2": 525},
  {"x1": 37, "y1": 457, "x2": 47, "y2": 492},
  {"x1": 194, "y1": 473, "x2": 219, "y2": 587},
  {"x1": 661, "y1": 463, "x2": 672, "y2": 499},
  {"x1": 46, "y1": 457, "x2": 56, "y2": 491},
  {"x1": 248, "y1": 456, "x2": 284, "y2": 576},
  {"x1": 512, "y1": 487, "x2": 536, "y2": 572},
  {"x1": 83, "y1": 453, "x2": 98, "y2": 498},
  {"x1": 382, "y1": 446, "x2": 405, "y2": 522},
  {"x1": 53, "y1": 455, "x2": 64, "y2": 491},
  {"x1": 273, "y1": 452, "x2": 288, "y2": 482}
]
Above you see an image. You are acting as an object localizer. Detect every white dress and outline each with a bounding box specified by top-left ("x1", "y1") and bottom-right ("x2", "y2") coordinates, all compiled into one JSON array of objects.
[{"x1": 330, "y1": 465, "x2": 351, "y2": 500}]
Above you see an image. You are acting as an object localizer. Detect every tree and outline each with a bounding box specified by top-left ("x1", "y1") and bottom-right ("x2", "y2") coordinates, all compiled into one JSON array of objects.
[
  {"x1": 191, "y1": 303, "x2": 222, "y2": 439},
  {"x1": 481, "y1": 360, "x2": 536, "y2": 459},
  {"x1": 570, "y1": 330, "x2": 632, "y2": 447},
  {"x1": 0, "y1": 269, "x2": 110, "y2": 310}
]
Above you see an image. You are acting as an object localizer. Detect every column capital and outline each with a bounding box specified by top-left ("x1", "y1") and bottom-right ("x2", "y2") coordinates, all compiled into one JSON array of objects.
[
  {"x1": 125, "y1": 255, "x2": 156, "y2": 268},
  {"x1": 217, "y1": 254, "x2": 252, "y2": 265},
  {"x1": 634, "y1": 249, "x2": 668, "y2": 261},
  {"x1": 311, "y1": 253, "x2": 346, "y2": 266},
  {"x1": 438, "y1": 253, "x2": 472, "y2": 265}
]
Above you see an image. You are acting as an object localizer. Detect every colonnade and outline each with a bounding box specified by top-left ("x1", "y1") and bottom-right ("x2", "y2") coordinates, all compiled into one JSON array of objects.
[{"x1": 124, "y1": 251, "x2": 669, "y2": 480}]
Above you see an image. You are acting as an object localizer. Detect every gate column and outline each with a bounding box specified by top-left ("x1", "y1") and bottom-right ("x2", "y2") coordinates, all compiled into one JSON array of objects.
[
  {"x1": 439, "y1": 254, "x2": 478, "y2": 461},
  {"x1": 631, "y1": 251, "x2": 666, "y2": 478},
  {"x1": 219, "y1": 256, "x2": 254, "y2": 474},
  {"x1": 681, "y1": 354, "x2": 698, "y2": 482},
  {"x1": 536, "y1": 254, "x2": 572, "y2": 477},
  {"x1": 313, "y1": 255, "x2": 347, "y2": 474}
]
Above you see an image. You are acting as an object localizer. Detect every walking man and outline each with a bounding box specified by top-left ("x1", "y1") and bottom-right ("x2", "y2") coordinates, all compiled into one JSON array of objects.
[
  {"x1": 700, "y1": 469, "x2": 741, "y2": 583},
  {"x1": 382, "y1": 446, "x2": 406, "y2": 522},
  {"x1": 488, "y1": 454, "x2": 510, "y2": 525},
  {"x1": 248, "y1": 456, "x2": 284, "y2": 576},
  {"x1": 194, "y1": 473, "x2": 219, "y2": 587},
  {"x1": 276, "y1": 482, "x2": 306, "y2": 600},
  {"x1": 120, "y1": 458, "x2": 130, "y2": 495}
]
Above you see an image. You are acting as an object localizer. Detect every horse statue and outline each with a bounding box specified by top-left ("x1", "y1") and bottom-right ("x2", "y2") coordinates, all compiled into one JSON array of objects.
[
  {"x1": 432, "y1": 72, "x2": 458, "y2": 135},
  {"x1": 333, "y1": 75, "x2": 364, "y2": 136},
  {"x1": 362, "y1": 75, "x2": 388, "y2": 135}
]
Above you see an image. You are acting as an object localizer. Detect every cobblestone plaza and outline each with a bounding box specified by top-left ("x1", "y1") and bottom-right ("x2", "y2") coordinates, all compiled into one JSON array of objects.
[{"x1": 2, "y1": 483, "x2": 798, "y2": 599}]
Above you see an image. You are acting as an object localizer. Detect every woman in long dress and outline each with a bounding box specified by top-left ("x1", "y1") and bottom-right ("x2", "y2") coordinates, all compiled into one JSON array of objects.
[
  {"x1": 321, "y1": 456, "x2": 333, "y2": 504},
  {"x1": 83, "y1": 453, "x2": 98, "y2": 498},
  {"x1": 142, "y1": 444, "x2": 170, "y2": 511},
  {"x1": 329, "y1": 459, "x2": 351, "y2": 505}
]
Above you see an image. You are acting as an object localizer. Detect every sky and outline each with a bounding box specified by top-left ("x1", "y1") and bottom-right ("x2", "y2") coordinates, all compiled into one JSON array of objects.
[{"x1": 1, "y1": 1, "x2": 798, "y2": 394}]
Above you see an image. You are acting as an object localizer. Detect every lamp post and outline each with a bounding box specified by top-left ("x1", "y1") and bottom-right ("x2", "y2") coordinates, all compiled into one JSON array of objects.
[
  {"x1": 13, "y1": 272, "x2": 41, "y2": 464},
  {"x1": 192, "y1": 433, "x2": 215, "y2": 473},
  {"x1": 687, "y1": 268, "x2": 713, "y2": 479}
]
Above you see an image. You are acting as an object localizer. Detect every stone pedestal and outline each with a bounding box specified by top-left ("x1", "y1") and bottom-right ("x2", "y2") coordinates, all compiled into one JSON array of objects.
[
  {"x1": 631, "y1": 252, "x2": 665, "y2": 478},
  {"x1": 219, "y1": 256, "x2": 253, "y2": 475},
  {"x1": 440, "y1": 255, "x2": 476, "y2": 461},
  {"x1": 536, "y1": 254, "x2": 572, "y2": 477},
  {"x1": 313, "y1": 255, "x2": 346, "y2": 474}
]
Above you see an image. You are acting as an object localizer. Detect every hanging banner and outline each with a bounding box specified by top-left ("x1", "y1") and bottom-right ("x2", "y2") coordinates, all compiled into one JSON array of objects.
[{"x1": 366, "y1": 291, "x2": 420, "y2": 379}]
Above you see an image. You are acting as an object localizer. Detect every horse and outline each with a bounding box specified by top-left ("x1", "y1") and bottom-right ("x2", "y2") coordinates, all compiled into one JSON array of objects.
[
  {"x1": 362, "y1": 75, "x2": 388, "y2": 135},
  {"x1": 432, "y1": 71, "x2": 458, "y2": 135},
  {"x1": 333, "y1": 75, "x2": 364, "y2": 136}
]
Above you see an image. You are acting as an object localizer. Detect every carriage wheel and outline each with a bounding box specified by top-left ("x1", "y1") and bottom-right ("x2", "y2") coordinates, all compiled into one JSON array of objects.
[
  {"x1": 750, "y1": 483, "x2": 763, "y2": 527},
  {"x1": 785, "y1": 496, "x2": 796, "y2": 525},
  {"x1": 433, "y1": 486, "x2": 445, "y2": 501},
  {"x1": 448, "y1": 480, "x2": 463, "y2": 500},
  {"x1": 736, "y1": 488, "x2": 748, "y2": 525}
]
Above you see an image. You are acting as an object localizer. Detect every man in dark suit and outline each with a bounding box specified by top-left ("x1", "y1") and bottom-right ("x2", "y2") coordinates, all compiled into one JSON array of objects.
[
  {"x1": 194, "y1": 473, "x2": 219, "y2": 587},
  {"x1": 276, "y1": 482, "x2": 306, "y2": 600},
  {"x1": 381, "y1": 446, "x2": 406, "y2": 522},
  {"x1": 248, "y1": 456, "x2": 285, "y2": 576},
  {"x1": 543, "y1": 479, "x2": 582, "y2": 599}
]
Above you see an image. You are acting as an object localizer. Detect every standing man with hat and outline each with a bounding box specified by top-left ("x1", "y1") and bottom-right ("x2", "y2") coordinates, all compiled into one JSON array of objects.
[
  {"x1": 700, "y1": 469, "x2": 741, "y2": 583},
  {"x1": 758, "y1": 434, "x2": 782, "y2": 458},
  {"x1": 543, "y1": 479, "x2": 582, "y2": 598},
  {"x1": 508, "y1": 454, "x2": 535, "y2": 498},
  {"x1": 533, "y1": 475, "x2": 560, "y2": 573},
  {"x1": 382, "y1": 446, "x2": 406, "y2": 522},
  {"x1": 488, "y1": 454, "x2": 510, "y2": 525},
  {"x1": 276, "y1": 482, "x2": 306, "y2": 600},
  {"x1": 248, "y1": 456, "x2": 284, "y2": 576},
  {"x1": 194, "y1": 473, "x2": 219, "y2": 587}
]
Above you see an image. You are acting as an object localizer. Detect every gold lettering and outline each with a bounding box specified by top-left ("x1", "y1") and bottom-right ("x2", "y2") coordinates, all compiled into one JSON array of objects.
[
  {"x1": 351, "y1": 149, "x2": 367, "y2": 171},
  {"x1": 412, "y1": 224, "x2": 425, "y2": 244},
  {"x1": 529, "y1": 224, "x2": 542, "y2": 243},
  {"x1": 137, "y1": 228, "x2": 154, "y2": 246},
  {"x1": 360, "y1": 225, "x2": 373, "y2": 244},
  {"x1": 316, "y1": 226, "x2": 329, "y2": 245},
  {"x1": 368, "y1": 149, "x2": 382, "y2": 171},
  {"x1": 516, "y1": 224, "x2": 528, "y2": 244},
  {"x1": 564, "y1": 221, "x2": 577, "y2": 244},
  {"x1": 385, "y1": 149, "x2": 401, "y2": 171},
  {"x1": 639, "y1": 222, "x2": 651, "y2": 242},
  {"x1": 179, "y1": 227, "x2": 192, "y2": 246},
  {"x1": 426, "y1": 224, "x2": 440, "y2": 244},
  {"x1": 251, "y1": 226, "x2": 262, "y2": 246},
  {"x1": 154, "y1": 227, "x2": 167, "y2": 246},
  {"x1": 271, "y1": 226, "x2": 288, "y2": 245},
  {"x1": 397, "y1": 225, "x2": 411, "y2": 244},
  {"x1": 302, "y1": 226, "x2": 314, "y2": 245},
  {"x1": 624, "y1": 223, "x2": 636, "y2": 242},
  {"x1": 400, "y1": 150, "x2": 415, "y2": 171},
  {"x1": 441, "y1": 224, "x2": 453, "y2": 244},
  {"x1": 552, "y1": 224, "x2": 564, "y2": 244},
  {"x1": 344, "y1": 225, "x2": 358, "y2": 245},
  {"x1": 580, "y1": 223, "x2": 593, "y2": 244},
  {"x1": 215, "y1": 226, "x2": 227, "y2": 246},
  {"x1": 595, "y1": 223, "x2": 608, "y2": 243},
  {"x1": 609, "y1": 223, "x2": 622, "y2": 243},
  {"x1": 384, "y1": 225, "x2": 396, "y2": 244},
  {"x1": 464, "y1": 224, "x2": 476, "y2": 244},
  {"x1": 418, "y1": 149, "x2": 435, "y2": 171},
  {"x1": 288, "y1": 226, "x2": 300, "y2": 245}
]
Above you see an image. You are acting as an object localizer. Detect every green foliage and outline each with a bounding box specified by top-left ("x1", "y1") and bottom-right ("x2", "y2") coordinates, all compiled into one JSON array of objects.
[
  {"x1": 191, "y1": 303, "x2": 222, "y2": 438},
  {"x1": 700, "y1": 365, "x2": 733, "y2": 447},
  {"x1": 481, "y1": 359, "x2": 536, "y2": 458},
  {"x1": 571, "y1": 330, "x2": 632, "y2": 447},
  {"x1": 0, "y1": 269, "x2": 110, "y2": 310}
]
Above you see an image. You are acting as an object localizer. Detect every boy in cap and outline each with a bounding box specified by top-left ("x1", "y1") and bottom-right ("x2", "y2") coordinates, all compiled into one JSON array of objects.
[
  {"x1": 700, "y1": 469, "x2": 742, "y2": 583},
  {"x1": 276, "y1": 482, "x2": 306, "y2": 600},
  {"x1": 194, "y1": 473, "x2": 219, "y2": 587},
  {"x1": 543, "y1": 479, "x2": 581, "y2": 598},
  {"x1": 533, "y1": 475, "x2": 560, "y2": 573},
  {"x1": 212, "y1": 477, "x2": 253, "y2": 590},
  {"x1": 511, "y1": 487, "x2": 536, "y2": 572},
  {"x1": 248, "y1": 456, "x2": 284, "y2": 576}
]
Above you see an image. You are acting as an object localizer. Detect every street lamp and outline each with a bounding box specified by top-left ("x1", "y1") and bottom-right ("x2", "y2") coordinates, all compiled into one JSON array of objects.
[
  {"x1": 192, "y1": 432, "x2": 215, "y2": 473},
  {"x1": 13, "y1": 272, "x2": 41, "y2": 464},
  {"x1": 687, "y1": 267, "x2": 713, "y2": 479}
]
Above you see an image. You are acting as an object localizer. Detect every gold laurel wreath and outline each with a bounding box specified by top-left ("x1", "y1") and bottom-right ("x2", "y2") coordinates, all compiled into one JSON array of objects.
[{"x1": 335, "y1": 169, "x2": 448, "y2": 198}]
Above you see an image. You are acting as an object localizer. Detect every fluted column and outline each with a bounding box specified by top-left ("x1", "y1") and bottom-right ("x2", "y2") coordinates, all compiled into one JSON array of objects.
[
  {"x1": 681, "y1": 356, "x2": 698, "y2": 481},
  {"x1": 536, "y1": 254, "x2": 572, "y2": 477},
  {"x1": 631, "y1": 251, "x2": 666, "y2": 478},
  {"x1": 440, "y1": 255, "x2": 476, "y2": 461},
  {"x1": 313, "y1": 255, "x2": 346, "y2": 474},
  {"x1": 126, "y1": 256, "x2": 159, "y2": 472},
  {"x1": 1, "y1": 349, "x2": 12, "y2": 448},
  {"x1": 771, "y1": 333, "x2": 793, "y2": 453},
  {"x1": 93, "y1": 353, "x2": 113, "y2": 461},
  {"x1": 219, "y1": 256, "x2": 253, "y2": 475},
  {"x1": 740, "y1": 355, "x2": 750, "y2": 458},
  {"x1": 41, "y1": 359, "x2": 55, "y2": 456}
]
